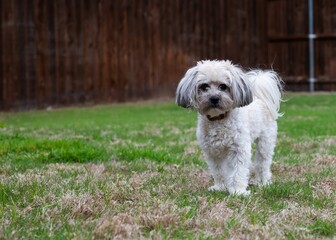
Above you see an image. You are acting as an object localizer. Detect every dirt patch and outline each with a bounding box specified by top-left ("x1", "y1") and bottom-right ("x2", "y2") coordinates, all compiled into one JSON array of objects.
[
  {"x1": 86, "y1": 163, "x2": 106, "y2": 177},
  {"x1": 61, "y1": 193, "x2": 103, "y2": 219},
  {"x1": 272, "y1": 163, "x2": 317, "y2": 182},
  {"x1": 186, "y1": 169, "x2": 212, "y2": 191},
  {"x1": 313, "y1": 179, "x2": 336, "y2": 197},
  {"x1": 129, "y1": 171, "x2": 160, "y2": 189},
  {"x1": 314, "y1": 154, "x2": 336, "y2": 167},
  {"x1": 139, "y1": 200, "x2": 181, "y2": 230},
  {"x1": 94, "y1": 213, "x2": 142, "y2": 239}
]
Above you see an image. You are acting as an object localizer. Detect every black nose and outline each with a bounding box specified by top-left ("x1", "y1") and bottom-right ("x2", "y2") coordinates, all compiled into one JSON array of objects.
[{"x1": 209, "y1": 96, "x2": 220, "y2": 105}]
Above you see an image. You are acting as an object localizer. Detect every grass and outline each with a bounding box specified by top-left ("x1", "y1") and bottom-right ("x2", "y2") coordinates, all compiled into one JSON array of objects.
[{"x1": 0, "y1": 93, "x2": 336, "y2": 239}]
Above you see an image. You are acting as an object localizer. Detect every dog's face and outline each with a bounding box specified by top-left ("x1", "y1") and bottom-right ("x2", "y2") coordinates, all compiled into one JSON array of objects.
[
  {"x1": 196, "y1": 77, "x2": 234, "y2": 117},
  {"x1": 176, "y1": 60, "x2": 253, "y2": 117}
]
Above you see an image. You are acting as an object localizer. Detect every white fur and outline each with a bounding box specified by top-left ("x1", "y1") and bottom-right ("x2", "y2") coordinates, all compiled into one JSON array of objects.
[{"x1": 176, "y1": 60, "x2": 283, "y2": 195}]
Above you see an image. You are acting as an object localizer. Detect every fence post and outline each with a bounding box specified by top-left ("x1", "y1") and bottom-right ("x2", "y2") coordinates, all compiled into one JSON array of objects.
[{"x1": 308, "y1": 0, "x2": 315, "y2": 92}]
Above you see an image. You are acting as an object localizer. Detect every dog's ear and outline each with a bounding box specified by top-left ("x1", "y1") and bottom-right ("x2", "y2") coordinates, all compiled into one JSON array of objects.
[
  {"x1": 230, "y1": 68, "x2": 253, "y2": 107},
  {"x1": 176, "y1": 66, "x2": 198, "y2": 108}
]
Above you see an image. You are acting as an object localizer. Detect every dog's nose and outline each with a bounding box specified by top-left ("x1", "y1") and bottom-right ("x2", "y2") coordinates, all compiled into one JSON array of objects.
[{"x1": 209, "y1": 96, "x2": 220, "y2": 105}]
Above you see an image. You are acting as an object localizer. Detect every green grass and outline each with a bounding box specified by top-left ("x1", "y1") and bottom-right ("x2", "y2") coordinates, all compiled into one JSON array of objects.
[{"x1": 0, "y1": 93, "x2": 336, "y2": 239}]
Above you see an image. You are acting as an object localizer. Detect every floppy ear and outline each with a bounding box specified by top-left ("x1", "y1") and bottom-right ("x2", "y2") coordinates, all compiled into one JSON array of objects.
[
  {"x1": 176, "y1": 66, "x2": 198, "y2": 108},
  {"x1": 230, "y1": 68, "x2": 253, "y2": 107}
]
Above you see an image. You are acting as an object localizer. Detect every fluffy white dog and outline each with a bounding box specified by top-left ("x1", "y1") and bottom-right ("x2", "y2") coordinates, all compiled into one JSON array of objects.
[{"x1": 176, "y1": 60, "x2": 283, "y2": 195}]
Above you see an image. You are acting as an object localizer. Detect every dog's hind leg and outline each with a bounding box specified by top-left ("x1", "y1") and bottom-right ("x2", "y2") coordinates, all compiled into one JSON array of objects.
[{"x1": 250, "y1": 126, "x2": 277, "y2": 186}]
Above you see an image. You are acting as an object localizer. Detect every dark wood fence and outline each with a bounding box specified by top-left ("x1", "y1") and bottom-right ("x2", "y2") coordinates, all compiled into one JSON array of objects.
[
  {"x1": 0, "y1": 0, "x2": 335, "y2": 110},
  {"x1": 267, "y1": 0, "x2": 336, "y2": 91}
]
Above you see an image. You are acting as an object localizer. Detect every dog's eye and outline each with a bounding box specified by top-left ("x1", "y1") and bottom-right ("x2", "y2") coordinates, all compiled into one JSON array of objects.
[
  {"x1": 199, "y1": 83, "x2": 210, "y2": 92},
  {"x1": 218, "y1": 84, "x2": 228, "y2": 91}
]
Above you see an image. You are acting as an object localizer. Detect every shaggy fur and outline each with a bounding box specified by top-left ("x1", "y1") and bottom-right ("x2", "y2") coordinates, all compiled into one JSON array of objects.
[{"x1": 176, "y1": 60, "x2": 283, "y2": 195}]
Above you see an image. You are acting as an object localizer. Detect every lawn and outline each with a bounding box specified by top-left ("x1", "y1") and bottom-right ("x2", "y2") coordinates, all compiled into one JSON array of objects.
[{"x1": 0, "y1": 93, "x2": 336, "y2": 239}]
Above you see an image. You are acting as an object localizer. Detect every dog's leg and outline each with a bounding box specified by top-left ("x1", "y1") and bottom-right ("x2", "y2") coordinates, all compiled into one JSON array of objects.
[
  {"x1": 206, "y1": 158, "x2": 226, "y2": 191},
  {"x1": 225, "y1": 149, "x2": 252, "y2": 196},
  {"x1": 250, "y1": 130, "x2": 277, "y2": 186}
]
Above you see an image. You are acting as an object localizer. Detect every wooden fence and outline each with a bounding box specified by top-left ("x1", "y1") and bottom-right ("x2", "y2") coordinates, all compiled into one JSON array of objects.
[
  {"x1": 0, "y1": 0, "x2": 335, "y2": 110},
  {"x1": 267, "y1": 0, "x2": 336, "y2": 91}
]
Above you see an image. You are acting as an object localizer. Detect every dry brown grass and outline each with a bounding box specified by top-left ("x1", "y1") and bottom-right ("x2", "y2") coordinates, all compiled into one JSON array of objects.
[{"x1": 2, "y1": 156, "x2": 335, "y2": 239}]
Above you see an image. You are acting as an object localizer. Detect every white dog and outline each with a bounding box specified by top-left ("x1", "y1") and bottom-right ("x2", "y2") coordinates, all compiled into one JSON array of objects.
[{"x1": 176, "y1": 60, "x2": 283, "y2": 195}]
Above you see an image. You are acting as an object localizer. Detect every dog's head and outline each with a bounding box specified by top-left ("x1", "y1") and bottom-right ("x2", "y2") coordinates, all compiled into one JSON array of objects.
[{"x1": 176, "y1": 60, "x2": 253, "y2": 117}]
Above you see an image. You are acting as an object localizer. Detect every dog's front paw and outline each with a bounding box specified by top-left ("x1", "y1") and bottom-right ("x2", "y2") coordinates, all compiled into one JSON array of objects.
[
  {"x1": 249, "y1": 175, "x2": 272, "y2": 187},
  {"x1": 237, "y1": 189, "x2": 250, "y2": 196},
  {"x1": 208, "y1": 185, "x2": 225, "y2": 192},
  {"x1": 228, "y1": 187, "x2": 250, "y2": 196},
  {"x1": 249, "y1": 176, "x2": 261, "y2": 186}
]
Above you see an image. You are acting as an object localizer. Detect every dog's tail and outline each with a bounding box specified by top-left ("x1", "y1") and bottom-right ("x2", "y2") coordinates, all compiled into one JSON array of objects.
[{"x1": 247, "y1": 70, "x2": 284, "y2": 119}]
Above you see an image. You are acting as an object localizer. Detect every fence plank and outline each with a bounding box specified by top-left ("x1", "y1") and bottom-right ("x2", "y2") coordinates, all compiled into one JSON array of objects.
[{"x1": 2, "y1": 0, "x2": 19, "y2": 108}]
